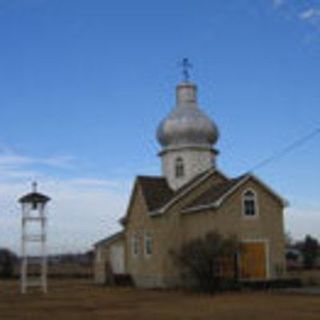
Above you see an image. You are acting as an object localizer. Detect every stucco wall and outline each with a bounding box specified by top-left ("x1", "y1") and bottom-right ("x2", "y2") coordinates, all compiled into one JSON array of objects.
[
  {"x1": 160, "y1": 147, "x2": 216, "y2": 190},
  {"x1": 124, "y1": 173, "x2": 286, "y2": 288},
  {"x1": 165, "y1": 177, "x2": 286, "y2": 283},
  {"x1": 94, "y1": 244, "x2": 110, "y2": 284},
  {"x1": 94, "y1": 236, "x2": 125, "y2": 285},
  {"x1": 124, "y1": 171, "x2": 230, "y2": 287},
  {"x1": 125, "y1": 183, "x2": 168, "y2": 287}
]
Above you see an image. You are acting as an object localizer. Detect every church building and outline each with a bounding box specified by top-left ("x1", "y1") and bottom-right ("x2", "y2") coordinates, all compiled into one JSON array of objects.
[{"x1": 94, "y1": 71, "x2": 287, "y2": 288}]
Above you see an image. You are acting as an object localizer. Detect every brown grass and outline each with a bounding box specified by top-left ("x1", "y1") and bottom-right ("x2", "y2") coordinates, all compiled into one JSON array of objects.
[{"x1": 0, "y1": 280, "x2": 319, "y2": 320}]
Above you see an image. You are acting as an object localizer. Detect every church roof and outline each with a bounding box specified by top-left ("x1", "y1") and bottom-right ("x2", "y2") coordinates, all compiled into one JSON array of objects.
[
  {"x1": 137, "y1": 176, "x2": 174, "y2": 211},
  {"x1": 157, "y1": 82, "x2": 219, "y2": 149},
  {"x1": 182, "y1": 173, "x2": 288, "y2": 213},
  {"x1": 182, "y1": 176, "x2": 245, "y2": 213},
  {"x1": 121, "y1": 170, "x2": 287, "y2": 225},
  {"x1": 137, "y1": 169, "x2": 224, "y2": 213},
  {"x1": 120, "y1": 170, "x2": 216, "y2": 225}
]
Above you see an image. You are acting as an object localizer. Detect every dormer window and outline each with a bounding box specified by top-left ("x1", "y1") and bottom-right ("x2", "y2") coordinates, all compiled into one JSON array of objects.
[
  {"x1": 243, "y1": 190, "x2": 258, "y2": 217},
  {"x1": 175, "y1": 157, "x2": 184, "y2": 178}
]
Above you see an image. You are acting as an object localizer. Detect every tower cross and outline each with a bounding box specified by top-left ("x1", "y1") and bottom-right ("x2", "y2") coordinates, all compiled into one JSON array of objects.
[
  {"x1": 180, "y1": 58, "x2": 192, "y2": 82},
  {"x1": 32, "y1": 181, "x2": 37, "y2": 193}
]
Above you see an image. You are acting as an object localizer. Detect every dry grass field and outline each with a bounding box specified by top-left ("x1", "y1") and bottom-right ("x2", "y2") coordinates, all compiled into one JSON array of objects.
[{"x1": 0, "y1": 280, "x2": 319, "y2": 320}]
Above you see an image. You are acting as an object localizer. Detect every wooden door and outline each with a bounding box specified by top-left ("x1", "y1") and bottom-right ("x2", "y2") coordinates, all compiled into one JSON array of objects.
[{"x1": 239, "y1": 242, "x2": 267, "y2": 280}]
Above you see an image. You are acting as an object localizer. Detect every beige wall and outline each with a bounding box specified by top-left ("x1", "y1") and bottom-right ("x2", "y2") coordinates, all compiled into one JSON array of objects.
[
  {"x1": 123, "y1": 173, "x2": 286, "y2": 288},
  {"x1": 165, "y1": 177, "x2": 286, "y2": 282},
  {"x1": 94, "y1": 244, "x2": 110, "y2": 284},
  {"x1": 125, "y1": 171, "x2": 233, "y2": 287},
  {"x1": 125, "y1": 183, "x2": 168, "y2": 287},
  {"x1": 94, "y1": 236, "x2": 124, "y2": 285},
  {"x1": 161, "y1": 147, "x2": 216, "y2": 190}
]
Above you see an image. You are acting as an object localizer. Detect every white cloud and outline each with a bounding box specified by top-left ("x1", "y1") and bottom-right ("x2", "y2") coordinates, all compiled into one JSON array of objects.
[
  {"x1": 269, "y1": 0, "x2": 320, "y2": 37},
  {"x1": 0, "y1": 153, "x2": 75, "y2": 169},
  {"x1": 0, "y1": 150, "x2": 130, "y2": 255},
  {"x1": 299, "y1": 8, "x2": 320, "y2": 21}
]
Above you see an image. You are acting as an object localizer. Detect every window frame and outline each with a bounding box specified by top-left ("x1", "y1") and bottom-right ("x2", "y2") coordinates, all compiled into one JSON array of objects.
[
  {"x1": 144, "y1": 231, "x2": 153, "y2": 258},
  {"x1": 131, "y1": 232, "x2": 139, "y2": 258},
  {"x1": 242, "y1": 189, "x2": 259, "y2": 218},
  {"x1": 175, "y1": 157, "x2": 184, "y2": 178}
]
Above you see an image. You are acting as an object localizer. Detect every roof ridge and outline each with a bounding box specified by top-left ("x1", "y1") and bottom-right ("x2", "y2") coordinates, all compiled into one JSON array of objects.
[{"x1": 137, "y1": 175, "x2": 165, "y2": 179}]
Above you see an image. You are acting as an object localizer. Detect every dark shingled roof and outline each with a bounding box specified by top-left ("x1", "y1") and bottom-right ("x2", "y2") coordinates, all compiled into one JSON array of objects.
[
  {"x1": 183, "y1": 175, "x2": 246, "y2": 211},
  {"x1": 173, "y1": 168, "x2": 213, "y2": 196},
  {"x1": 120, "y1": 170, "x2": 216, "y2": 224},
  {"x1": 137, "y1": 176, "x2": 174, "y2": 211},
  {"x1": 137, "y1": 169, "x2": 219, "y2": 212},
  {"x1": 18, "y1": 192, "x2": 51, "y2": 204}
]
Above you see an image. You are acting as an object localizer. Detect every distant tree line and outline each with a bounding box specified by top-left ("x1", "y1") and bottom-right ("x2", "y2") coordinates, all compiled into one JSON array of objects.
[
  {"x1": 0, "y1": 248, "x2": 18, "y2": 279},
  {"x1": 299, "y1": 235, "x2": 319, "y2": 269},
  {"x1": 286, "y1": 234, "x2": 320, "y2": 269}
]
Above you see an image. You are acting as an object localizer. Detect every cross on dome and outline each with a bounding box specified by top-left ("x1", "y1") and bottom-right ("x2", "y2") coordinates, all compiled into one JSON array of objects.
[{"x1": 180, "y1": 58, "x2": 192, "y2": 82}]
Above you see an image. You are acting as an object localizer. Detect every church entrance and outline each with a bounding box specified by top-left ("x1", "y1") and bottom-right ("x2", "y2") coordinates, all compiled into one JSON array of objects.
[
  {"x1": 239, "y1": 241, "x2": 268, "y2": 280},
  {"x1": 110, "y1": 244, "x2": 125, "y2": 274}
]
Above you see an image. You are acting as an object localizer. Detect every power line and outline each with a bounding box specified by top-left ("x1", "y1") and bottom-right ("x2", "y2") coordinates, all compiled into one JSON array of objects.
[{"x1": 249, "y1": 128, "x2": 320, "y2": 173}]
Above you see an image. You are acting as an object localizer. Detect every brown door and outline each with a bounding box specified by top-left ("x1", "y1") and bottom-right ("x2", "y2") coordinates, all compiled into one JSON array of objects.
[{"x1": 239, "y1": 242, "x2": 267, "y2": 280}]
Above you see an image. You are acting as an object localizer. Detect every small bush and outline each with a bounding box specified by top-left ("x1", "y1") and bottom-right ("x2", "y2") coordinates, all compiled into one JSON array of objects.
[{"x1": 171, "y1": 231, "x2": 240, "y2": 293}]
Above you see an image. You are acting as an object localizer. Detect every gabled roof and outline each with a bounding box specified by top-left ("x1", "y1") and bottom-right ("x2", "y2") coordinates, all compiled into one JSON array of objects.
[
  {"x1": 152, "y1": 168, "x2": 229, "y2": 215},
  {"x1": 120, "y1": 175, "x2": 174, "y2": 225},
  {"x1": 182, "y1": 176, "x2": 244, "y2": 213},
  {"x1": 120, "y1": 169, "x2": 287, "y2": 223},
  {"x1": 182, "y1": 173, "x2": 288, "y2": 213},
  {"x1": 120, "y1": 169, "x2": 221, "y2": 224},
  {"x1": 137, "y1": 176, "x2": 174, "y2": 211},
  {"x1": 94, "y1": 231, "x2": 124, "y2": 248}
]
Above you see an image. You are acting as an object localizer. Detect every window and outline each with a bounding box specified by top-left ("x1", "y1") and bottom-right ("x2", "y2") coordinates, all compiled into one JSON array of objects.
[
  {"x1": 96, "y1": 247, "x2": 102, "y2": 263},
  {"x1": 243, "y1": 190, "x2": 258, "y2": 217},
  {"x1": 132, "y1": 233, "x2": 139, "y2": 257},
  {"x1": 175, "y1": 157, "x2": 184, "y2": 178},
  {"x1": 144, "y1": 232, "x2": 153, "y2": 257}
]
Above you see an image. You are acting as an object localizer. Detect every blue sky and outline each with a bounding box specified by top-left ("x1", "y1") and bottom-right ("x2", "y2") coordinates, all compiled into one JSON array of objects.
[{"x1": 0, "y1": 0, "x2": 319, "y2": 253}]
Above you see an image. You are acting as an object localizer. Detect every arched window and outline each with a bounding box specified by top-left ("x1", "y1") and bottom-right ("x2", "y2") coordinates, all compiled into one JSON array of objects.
[
  {"x1": 243, "y1": 190, "x2": 258, "y2": 217},
  {"x1": 175, "y1": 157, "x2": 184, "y2": 178}
]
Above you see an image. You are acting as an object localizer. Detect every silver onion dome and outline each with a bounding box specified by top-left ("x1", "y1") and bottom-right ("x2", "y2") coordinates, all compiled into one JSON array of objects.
[{"x1": 157, "y1": 82, "x2": 219, "y2": 148}]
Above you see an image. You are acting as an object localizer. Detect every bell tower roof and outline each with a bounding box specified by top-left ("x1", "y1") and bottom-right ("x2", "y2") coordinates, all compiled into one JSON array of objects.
[{"x1": 18, "y1": 182, "x2": 50, "y2": 204}]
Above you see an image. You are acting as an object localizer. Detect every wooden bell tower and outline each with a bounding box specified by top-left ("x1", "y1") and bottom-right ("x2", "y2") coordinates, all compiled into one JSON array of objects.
[{"x1": 18, "y1": 182, "x2": 51, "y2": 293}]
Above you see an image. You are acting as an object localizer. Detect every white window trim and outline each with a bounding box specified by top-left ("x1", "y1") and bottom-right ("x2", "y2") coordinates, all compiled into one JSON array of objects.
[
  {"x1": 238, "y1": 239, "x2": 270, "y2": 281},
  {"x1": 131, "y1": 232, "x2": 139, "y2": 258},
  {"x1": 144, "y1": 231, "x2": 153, "y2": 258},
  {"x1": 242, "y1": 189, "x2": 259, "y2": 219}
]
